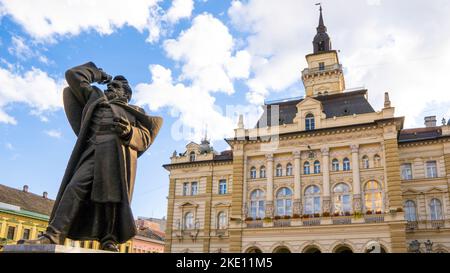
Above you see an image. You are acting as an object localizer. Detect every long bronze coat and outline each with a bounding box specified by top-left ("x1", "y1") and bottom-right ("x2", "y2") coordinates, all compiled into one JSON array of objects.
[{"x1": 51, "y1": 62, "x2": 162, "y2": 243}]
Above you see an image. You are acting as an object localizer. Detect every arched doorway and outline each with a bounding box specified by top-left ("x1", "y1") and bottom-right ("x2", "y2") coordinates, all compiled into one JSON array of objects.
[
  {"x1": 273, "y1": 246, "x2": 291, "y2": 253},
  {"x1": 303, "y1": 246, "x2": 322, "y2": 253},
  {"x1": 333, "y1": 245, "x2": 353, "y2": 253},
  {"x1": 245, "y1": 247, "x2": 263, "y2": 253}
]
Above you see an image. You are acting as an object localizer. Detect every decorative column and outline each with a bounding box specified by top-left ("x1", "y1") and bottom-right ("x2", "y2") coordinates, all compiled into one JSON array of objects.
[
  {"x1": 30, "y1": 224, "x2": 37, "y2": 240},
  {"x1": 321, "y1": 147, "x2": 331, "y2": 214},
  {"x1": 293, "y1": 150, "x2": 302, "y2": 215},
  {"x1": 14, "y1": 221, "x2": 23, "y2": 242},
  {"x1": 242, "y1": 157, "x2": 248, "y2": 218},
  {"x1": 0, "y1": 218, "x2": 7, "y2": 238},
  {"x1": 265, "y1": 154, "x2": 274, "y2": 217},
  {"x1": 351, "y1": 144, "x2": 362, "y2": 213}
]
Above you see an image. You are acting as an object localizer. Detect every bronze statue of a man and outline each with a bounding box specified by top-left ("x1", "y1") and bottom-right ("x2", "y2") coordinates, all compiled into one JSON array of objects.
[{"x1": 18, "y1": 62, "x2": 163, "y2": 251}]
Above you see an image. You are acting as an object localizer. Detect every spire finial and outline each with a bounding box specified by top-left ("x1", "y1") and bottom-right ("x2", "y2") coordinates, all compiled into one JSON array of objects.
[{"x1": 315, "y1": 3, "x2": 326, "y2": 33}]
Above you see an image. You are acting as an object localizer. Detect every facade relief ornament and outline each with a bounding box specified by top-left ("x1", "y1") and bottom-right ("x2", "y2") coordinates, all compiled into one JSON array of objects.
[
  {"x1": 322, "y1": 197, "x2": 331, "y2": 214},
  {"x1": 293, "y1": 199, "x2": 302, "y2": 215},
  {"x1": 265, "y1": 201, "x2": 274, "y2": 218},
  {"x1": 353, "y1": 194, "x2": 362, "y2": 212},
  {"x1": 350, "y1": 144, "x2": 359, "y2": 153}
]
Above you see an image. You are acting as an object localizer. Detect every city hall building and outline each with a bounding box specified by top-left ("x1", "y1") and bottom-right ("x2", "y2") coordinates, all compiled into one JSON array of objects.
[{"x1": 163, "y1": 9, "x2": 450, "y2": 253}]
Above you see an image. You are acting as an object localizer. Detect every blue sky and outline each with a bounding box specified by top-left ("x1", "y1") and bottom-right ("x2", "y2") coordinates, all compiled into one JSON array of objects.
[{"x1": 1, "y1": 0, "x2": 450, "y2": 219}]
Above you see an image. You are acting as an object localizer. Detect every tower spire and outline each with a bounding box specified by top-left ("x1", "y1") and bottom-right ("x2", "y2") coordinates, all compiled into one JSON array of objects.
[
  {"x1": 317, "y1": 3, "x2": 326, "y2": 33},
  {"x1": 313, "y1": 3, "x2": 331, "y2": 53}
]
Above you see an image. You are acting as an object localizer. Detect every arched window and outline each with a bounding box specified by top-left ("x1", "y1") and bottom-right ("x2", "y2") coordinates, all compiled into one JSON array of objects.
[
  {"x1": 189, "y1": 151, "x2": 196, "y2": 162},
  {"x1": 314, "y1": 160, "x2": 321, "y2": 174},
  {"x1": 305, "y1": 113, "x2": 315, "y2": 131},
  {"x1": 374, "y1": 155, "x2": 381, "y2": 168},
  {"x1": 259, "y1": 166, "x2": 266, "y2": 178},
  {"x1": 250, "y1": 190, "x2": 265, "y2": 219},
  {"x1": 333, "y1": 183, "x2": 351, "y2": 215},
  {"x1": 304, "y1": 161, "x2": 310, "y2": 175},
  {"x1": 304, "y1": 185, "x2": 321, "y2": 215},
  {"x1": 286, "y1": 163, "x2": 293, "y2": 176},
  {"x1": 364, "y1": 181, "x2": 382, "y2": 213},
  {"x1": 184, "y1": 212, "x2": 194, "y2": 230},
  {"x1": 343, "y1": 158, "x2": 351, "y2": 171},
  {"x1": 430, "y1": 198, "x2": 442, "y2": 220},
  {"x1": 362, "y1": 155, "x2": 369, "y2": 169},
  {"x1": 250, "y1": 167, "x2": 256, "y2": 179},
  {"x1": 404, "y1": 200, "x2": 417, "y2": 222},
  {"x1": 217, "y1": 211, "x2": 227, "y2": 229},
  {"x1": 276, "y1": 188, "x2": 293, "y2": 216},
  {"x1": 276, "y1": 164, "x2": 283, "y2": 177},
  {"x1": 332, "y1": 159, "x2": 339, "y2": 171}
]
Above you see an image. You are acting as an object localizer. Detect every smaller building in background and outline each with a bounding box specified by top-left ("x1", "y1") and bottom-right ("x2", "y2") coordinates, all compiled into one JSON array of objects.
[
  {"x1": 131, "y1": 217, "x2": 165, "y2": 253},
  {"x1": 0, "y1": 183, "x2": 132, "y2": 252}
]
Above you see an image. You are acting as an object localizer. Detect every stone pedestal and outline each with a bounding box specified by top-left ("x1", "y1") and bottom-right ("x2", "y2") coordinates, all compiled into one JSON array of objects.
[{"x1": 2, "y1": 244, "x2": 112, "y2": 253}]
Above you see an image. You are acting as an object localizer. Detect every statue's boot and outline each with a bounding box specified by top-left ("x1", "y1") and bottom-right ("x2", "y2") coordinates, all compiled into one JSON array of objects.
[
  {"x1": 17, "y1": 235, "x2": 57, "y2": 245},
  {"x1": 100, "y1": 241, "x2": 119, "y2": 252}
]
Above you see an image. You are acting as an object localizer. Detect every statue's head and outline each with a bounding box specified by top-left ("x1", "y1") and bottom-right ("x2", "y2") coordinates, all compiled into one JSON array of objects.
[{"x1": 104, "y1": 75, "x2": 132, "y2": 102}]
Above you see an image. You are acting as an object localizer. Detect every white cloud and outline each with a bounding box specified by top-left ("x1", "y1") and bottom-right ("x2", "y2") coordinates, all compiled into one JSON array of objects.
[
  {"x1": 134, "y1": 13, "x2": 253, "y2": 142},
  {"x1": 0, "y1": 0, "x2": 162, "y2": 42},
  {"x1": 0, "y1": 66, "x2": 64, "y2": 124},
  {"x1": 134, "y1": 64, "x2": 235, "y2": 141},
  {"x1": 8, "y1": 35, "x2": 50, "y2": 64},
  {"x1": 164, "y1": 13, "x2": 250, "y2": 94},
  {"x1": 5, "y1": 142, "x2": 14, "y2": 150},
  {"x1": 44, "y1": 129, "x2": 62, "y2": 138},
  {"x1": 165, "y1": 0, "x2": 194, "y2": 24},
  {"x1": 228, "y1": 0, "x2": 450, "y2": 127},
  {"x1": 0, "y1": 0, "x2": 199, "y2": 44}
]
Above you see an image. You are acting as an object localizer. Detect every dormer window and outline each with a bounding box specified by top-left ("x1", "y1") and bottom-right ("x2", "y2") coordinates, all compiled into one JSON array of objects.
[
  {"x1": 305, "y1": 114, "x2": 315, "y2": 131},
  {"x1": 189, "y1": 151, "x2": 196, "y2": 162}
]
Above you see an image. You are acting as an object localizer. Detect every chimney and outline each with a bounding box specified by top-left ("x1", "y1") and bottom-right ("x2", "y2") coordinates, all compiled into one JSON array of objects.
[
  {"x1": 424, "y1": 116, "x2": 437, "y2": 127},
  {"x1": 23, "y1": 185, "x2": 29, "y2": 193},
  {"x1": 43, "y1": 191, "x2": 48, "y2": 199}
]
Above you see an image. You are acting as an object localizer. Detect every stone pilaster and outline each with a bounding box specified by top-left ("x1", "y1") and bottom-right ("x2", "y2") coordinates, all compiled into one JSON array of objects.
[
  {"x1": 164, "y1": 178, "x2": 176, "y2": 253},
  {"x1": 266, "y1": 154, "x2": 274, "y2": 203},
  {"x1": 351, "y1": 144, "x2": 362, "y2": 213},
  {"x1": 265, "y1": 201, "x2": 274, "y2": 218},
  {"x1": 203, "y1": 176, "x2": 213, "y2": 253},
  {"x1": 321, "y1": 147, "x2": 330, "y2": 213},
  {"x1": 389, "y1": 222, "x2": 407, "y2": 253},
  {"x1": 293, "y1": 199, "x2": 302, "y2": 215},
  {"x1": 443, "y1": 143, "x2": 450, "y2": 206},
  {"x1": 293, "y1": 150, "x2": 301, "y2": 197},
  {"x1": 383, "y1": 139, "x2": 403, "y2": 210},
  {"x1": 230, "y1": 145, "x2": 244, "y2": 253}
]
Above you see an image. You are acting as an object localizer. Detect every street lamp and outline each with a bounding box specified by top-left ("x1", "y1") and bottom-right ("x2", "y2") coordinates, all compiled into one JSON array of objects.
[{"x1": 409, "y1": 240, "x2": 421, "y2": 253}]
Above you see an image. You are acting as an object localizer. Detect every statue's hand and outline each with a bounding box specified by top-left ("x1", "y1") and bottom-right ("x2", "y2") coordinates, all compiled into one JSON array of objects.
[
  {"x1": 112, "y1": 117, "x2": 132, "y2": 139},
  {"x1": 98, "y1": 68, "x2": 112, "y2": 84}
]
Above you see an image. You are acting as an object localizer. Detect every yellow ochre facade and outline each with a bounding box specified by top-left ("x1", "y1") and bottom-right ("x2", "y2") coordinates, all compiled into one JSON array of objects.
[{"x1": 163, "y1": 8, "x2": 450, "y2": 253}]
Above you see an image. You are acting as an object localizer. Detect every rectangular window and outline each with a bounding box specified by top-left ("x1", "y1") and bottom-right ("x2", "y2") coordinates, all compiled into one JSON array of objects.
[
  {"x1": 218, "y1": 179, "x2": 227, "y2": 195},
  {"x1": 7, "y1": 226, "x2": 15, "y2": 240},
  {"x1": 319, "y1": 62, "x2": 325, "y2": 71},
  {"x1": 401, "y1": 163, "x2": 413, "y2": 180},
  {"x1": 22, "y1": 228, "x2": 31, "y2": 240},
  {"x1": 426, "y1": 161, "x2": 438, "y2": 178},
  {"x1": 191, "y1": 182, "x2": 198, "y2": 195},
  {"x1": 183, "y1": 182, "x2": 189, "y2": 196}
]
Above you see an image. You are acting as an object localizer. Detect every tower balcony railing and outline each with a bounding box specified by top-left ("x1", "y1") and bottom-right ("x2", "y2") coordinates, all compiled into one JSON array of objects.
[{"x1": 302, "y1": 63, "x2": 342, "y2": 77}]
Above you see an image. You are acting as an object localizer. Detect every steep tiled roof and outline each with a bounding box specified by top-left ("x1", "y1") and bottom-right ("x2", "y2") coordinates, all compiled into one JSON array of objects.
[
  {"x1": 213, "y1": 150, "x2": 233, "y2": 161},
  {"x1": 399, "y1": 127, "x2": 442, "y2": 143},
  {"x1": 136, "y1": 227, "x2": 165, "y2": 242},
  {"x1": 256, "y1": 90, "x2": 375, "y2": 128},
  {"x1": 0, "y1": 184, "x2": 54, "y2": 216}
]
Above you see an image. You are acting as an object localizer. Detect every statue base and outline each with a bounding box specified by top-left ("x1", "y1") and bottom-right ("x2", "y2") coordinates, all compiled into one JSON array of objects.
[{"x1": 2, "y1": 244, "x2": 112, "y2": 253}]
